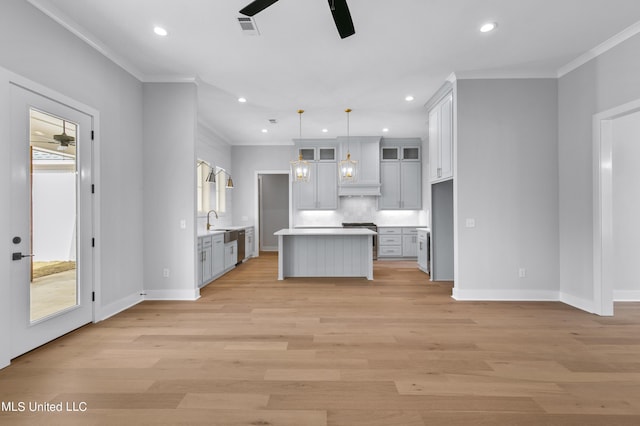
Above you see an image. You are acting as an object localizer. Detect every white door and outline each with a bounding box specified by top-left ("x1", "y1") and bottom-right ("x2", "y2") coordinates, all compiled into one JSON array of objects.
[{"x1": 9, "y1": 84, "x2": 94, "y2": 358}]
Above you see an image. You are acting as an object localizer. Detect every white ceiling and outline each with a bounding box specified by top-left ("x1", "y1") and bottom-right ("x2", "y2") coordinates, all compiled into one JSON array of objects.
[{"x1": 28, "y1": 0, "x2": 640, "y2": 145}]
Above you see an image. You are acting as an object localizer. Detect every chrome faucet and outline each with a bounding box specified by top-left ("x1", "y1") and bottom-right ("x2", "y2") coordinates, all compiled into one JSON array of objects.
[{"x1": 206, "y1": 210, "x2": 219, "y2": 231}]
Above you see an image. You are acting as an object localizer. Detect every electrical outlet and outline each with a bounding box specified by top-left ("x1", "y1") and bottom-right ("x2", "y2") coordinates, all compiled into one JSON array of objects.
[
  {"x1": 180, "y1": 219, "x2": 187, "y2": 229},
  {"x1": 163, "y1": 268, "x2": 170, "y2": 278},
  {"x1": 518, "y1": 268, "x2": 526, "y2": 278}
]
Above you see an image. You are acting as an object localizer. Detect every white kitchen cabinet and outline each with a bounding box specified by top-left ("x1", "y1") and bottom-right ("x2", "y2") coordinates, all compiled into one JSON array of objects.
[
  {"x1": 212, "y1": 234, "x2": 224, "y2": 278},
  {"x1": 245, "y1": 227, "x2": 254, "y2": 259},
  {"x1": 428, "y1": 92, "x2": 453, "y2": 182},
  {"x1": 198, "y1": 235, "x2": 213, "y2": 287},
  {"x1": 379, "y1": 143, "x2": 421, "y2": 210},
  {"x1": 417, "y1": 229, "x2": 430, "y2": 273},
  {"x1": 402, "y1": 227, "x2": 418, "y2": 257},
  {"x1": 197, "y1": 238, "x2": 203, "y2": 286},
  {"x1": 294, "y1": 146, "x2": 338, "y2": 210},
  {"x1": 378, "y1": 227, "x2": 419, "y2": 258},
  {"x1": 224, "y1": 241, "x2": 237, "y2": 271},
  {"x1": 378, "y1": 227, "x2": 402, "y2": 258},
  {"x1": 400, "y1": 162, "x2": 421, "y2": 209},
  {"x1": 379, "y1": 162, "x2": 401, "y2": 209},
  {"x1": 198, "y1": 234, "x2": 225, "y2": 288}
]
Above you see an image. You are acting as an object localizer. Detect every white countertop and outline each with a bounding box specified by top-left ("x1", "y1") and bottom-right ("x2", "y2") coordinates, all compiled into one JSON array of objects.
[
  {"x1": 198, "y1": 225, "x2": 253, "y2": 237},
  {"x1": 416, "y1": 227, "x2": 431, "y2": 232},
  {"x1": 274, "y1": 228, "x2": 377, "y2": 236}
]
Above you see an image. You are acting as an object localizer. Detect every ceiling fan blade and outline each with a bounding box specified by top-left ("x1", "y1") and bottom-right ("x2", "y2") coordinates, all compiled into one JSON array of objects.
[
  {"x1": 328, "y1": 0, "x2": 355, "y2": 39},
  {"x1": 239, "y1": 0, "x2": 280, "y2": 16}
]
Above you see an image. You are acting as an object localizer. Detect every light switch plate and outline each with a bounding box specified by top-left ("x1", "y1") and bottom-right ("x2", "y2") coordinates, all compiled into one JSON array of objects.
[{"x1": 465, "y1": 218, "x2": 476, "y2": 228}]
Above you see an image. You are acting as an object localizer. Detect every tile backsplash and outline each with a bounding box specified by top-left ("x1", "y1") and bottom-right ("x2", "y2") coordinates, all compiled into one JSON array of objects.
[{"x1": 294, "y1": 197, "x2": 428, "y2": 227}]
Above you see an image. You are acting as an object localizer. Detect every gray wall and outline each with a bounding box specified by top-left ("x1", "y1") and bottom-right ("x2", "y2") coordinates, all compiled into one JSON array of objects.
[
  {"x1": 558, "y1": 33, "x2": 640, "y2": 305},
  {"x1": 0, "y1": 0, "x2": 144, "y2": 367},
  {"x1": 231, "y1": 145, "x2": 294, "y2": 227},
  {"x1": 454, "y1": 79, "x2": 559, "y2": 298},
  {"x1": 143, "y1": 83, "x2": 197, "y2": 298},
  {"x1": 612, "y1": 111, "x2": 640, "y2": 297}
]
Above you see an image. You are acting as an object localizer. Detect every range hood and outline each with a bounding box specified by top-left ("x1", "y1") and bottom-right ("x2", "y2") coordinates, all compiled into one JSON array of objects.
[
  {"x1": 338, "y1": 184, "x2": 381, "y2": 197},
  {"x1": 337, "y1": 136, "x2": 381, "y2": 197}
]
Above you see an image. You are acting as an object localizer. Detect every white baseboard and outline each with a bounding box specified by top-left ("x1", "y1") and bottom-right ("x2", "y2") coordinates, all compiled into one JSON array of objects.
[
  {"x1": 559, "y1": 292, "x2": 597, "y2": 314},
  {"x1": 96, "y1": 291, "x2": 144, "y2": 322},
  {"x1": 452, "y1": 288, "x2": 559, "y2": 301},
  {"x1": 143, "y1": 288, "x2": 200, "y2": 301},
  {"x1": 614, "y1": 290, "x2": 640, "y2": 302}
]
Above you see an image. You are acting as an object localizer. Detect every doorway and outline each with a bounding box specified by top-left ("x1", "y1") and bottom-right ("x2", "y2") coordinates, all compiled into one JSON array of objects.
[
  {"x1": 9, "y1": 84, "x2": 94, "y2": 358},
  {"x1": 258, "y1": 173, "x2": 289, "y2": 252},
  {"x1": 593, "y1": 98, "x2": 640, "y2": 316},
  {"x1": 612, "y1": 110, "x2": 640, "y2": 303}
]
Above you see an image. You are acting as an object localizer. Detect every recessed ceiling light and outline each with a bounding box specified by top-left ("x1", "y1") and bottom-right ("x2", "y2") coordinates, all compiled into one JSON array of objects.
[
  {"x1": 261, "y1": 129, "x2": 268, "y2": 133},
  {"x1": 405, "y1": 95, "x2": 414, "y2": 102},
  {"x1": 382, "y1": 128, "x2": 389, "y2": 133},
  {"x1": 322, "y1": 128, "x2": 328, "y2": 133},
  {"x1": 153, "y1": 26, "x2": 168, "y2": 36},
  {"x1": 238, "y1": 97, "x2": 247, "y2": 103},
  {"x1": 480, "y1": 22, "x2": 497, "y2": 33}
]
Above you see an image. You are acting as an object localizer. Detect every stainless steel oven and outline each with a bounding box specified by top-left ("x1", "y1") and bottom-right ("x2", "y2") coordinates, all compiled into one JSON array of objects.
[{"x1": 342, "y1": 222, "x2": 377, "y2": 260}]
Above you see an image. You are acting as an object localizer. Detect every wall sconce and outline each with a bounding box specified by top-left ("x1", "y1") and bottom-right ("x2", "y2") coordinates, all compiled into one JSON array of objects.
[{"x1": 197, "y1": 161, "x2": 234, "y2": 188}]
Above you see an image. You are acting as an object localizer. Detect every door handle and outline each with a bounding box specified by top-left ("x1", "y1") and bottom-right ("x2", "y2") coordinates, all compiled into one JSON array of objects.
[{"x1": 12, "y1": 252, "x2": 34, "y2": 261}]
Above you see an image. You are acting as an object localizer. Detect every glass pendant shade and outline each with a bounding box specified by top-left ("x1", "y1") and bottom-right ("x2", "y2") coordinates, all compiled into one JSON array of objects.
[
  {"x1": 291, "y1": 109, "x2": 311, "y2": 183},
  {"x1": 291, "y1": 154, "x2": 310, "y2": 183},
  {"x1": 339, "y1": 153, "x2": 357, "y2": 181},
  {"x1": 338, "y1": 108, "x2": 358, "y2": 182}
]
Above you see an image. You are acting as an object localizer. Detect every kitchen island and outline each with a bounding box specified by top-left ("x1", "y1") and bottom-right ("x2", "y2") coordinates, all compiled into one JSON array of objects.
[{"x1": 274, "y1": 228, "x2": 376, "y2": 280}]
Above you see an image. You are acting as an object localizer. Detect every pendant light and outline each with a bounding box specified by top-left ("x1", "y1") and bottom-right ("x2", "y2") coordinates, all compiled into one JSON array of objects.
[
  {"x1": 338, "y1": 108, "x2": 357, "y2": 182},
  {"x1": 290, "y1": 109, "x2": 311, "y2": 183}
]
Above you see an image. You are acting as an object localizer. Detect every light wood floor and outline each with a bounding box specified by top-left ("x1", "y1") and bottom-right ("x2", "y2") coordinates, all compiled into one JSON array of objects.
[{"x1": 2, "y1": 253, "x2": 640, "y2": 425}]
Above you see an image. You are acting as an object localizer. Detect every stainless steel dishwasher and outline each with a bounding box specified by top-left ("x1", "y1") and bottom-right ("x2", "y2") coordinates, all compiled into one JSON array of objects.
[{"x1": 237, "y1": 229, "x2": 245, "y2": 265}]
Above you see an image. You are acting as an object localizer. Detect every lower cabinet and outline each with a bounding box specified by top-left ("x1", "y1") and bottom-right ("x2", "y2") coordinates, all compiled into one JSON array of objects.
[
  {"x1": 402, "y1": 228, "x2": 418, "y2": 257},
  {"x1": 212, "y1": 234, "x2": 224, "y2": 278},
  {"x1": 245, "y1": 227, "x2": 254, "y2": 260},
  {"x1": 199, "y1": 236, "x2": 213, "y2": 286},
  {"x1": 198, "y1": 233, "x2": 230, "y2": 288},
  {"x1": 417, "y1": 229, "x2": 430, "y2": 274},
  {"x1": 378, "y1": 227, "x2": 419, "y2": 258},
  {"x1": 224, "y1": 241, "x2": 237, "y2": 270}
]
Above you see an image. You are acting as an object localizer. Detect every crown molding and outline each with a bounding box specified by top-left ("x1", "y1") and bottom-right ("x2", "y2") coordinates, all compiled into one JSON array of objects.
[
  {"x1": 557, "y1": 20, "x2": 640, "y2": 77},
  {"x1": 453, "y1": 69, "x2": 557, "y2": 80},
  {"x1": 27, "y1": 0, "x2": 147, "y2": 81},
  {"x1": 144, "y1": 75, "x2": 199, "y2": 84}
]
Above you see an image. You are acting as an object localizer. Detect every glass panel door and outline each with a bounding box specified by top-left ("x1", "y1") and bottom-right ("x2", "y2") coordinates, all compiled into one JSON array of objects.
[
  {"x1": 29, "y1": 109, "x2": 78, "y2": 322},
  {"x1": 10, "y1": 83, "x2": 93, "y2": 359}
]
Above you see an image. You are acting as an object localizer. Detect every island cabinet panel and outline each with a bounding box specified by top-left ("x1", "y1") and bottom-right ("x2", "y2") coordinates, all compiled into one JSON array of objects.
[
  {"x1": 282, "y1": 235, "x2": 370, "y2": 278},
  {"x1": 274, "y1": 228, "x2": 375, "y2": 280}
]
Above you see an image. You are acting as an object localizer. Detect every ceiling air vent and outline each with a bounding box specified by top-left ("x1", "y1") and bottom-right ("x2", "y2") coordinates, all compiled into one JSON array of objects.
[{"x1": 238, "y1": 17, "x2": 260, "y2": 36}]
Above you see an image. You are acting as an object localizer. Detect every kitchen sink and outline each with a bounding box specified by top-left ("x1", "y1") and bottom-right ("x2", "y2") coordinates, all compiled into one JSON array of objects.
[{"x1": 223, "y1": 230, "x2": 238, "y2": 243}]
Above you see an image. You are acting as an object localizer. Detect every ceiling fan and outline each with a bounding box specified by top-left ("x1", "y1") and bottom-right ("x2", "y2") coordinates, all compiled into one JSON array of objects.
[
  {"x1": 52, "y1": 121, "x2": 76, "y2": 150},
  {"x1": 239, "y1": 0, "x2": 356, "y2": 39}
]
